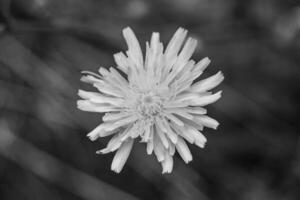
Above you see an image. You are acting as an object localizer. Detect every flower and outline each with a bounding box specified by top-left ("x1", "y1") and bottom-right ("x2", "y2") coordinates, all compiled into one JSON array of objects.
[{"x1": 77, "y1": 27, "x2": 224, "y2": 173}]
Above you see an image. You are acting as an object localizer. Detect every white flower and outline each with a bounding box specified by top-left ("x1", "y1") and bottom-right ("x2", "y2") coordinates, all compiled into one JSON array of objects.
[{"x1": 78, "y1": 27, "x2": 224, "y2": 173}]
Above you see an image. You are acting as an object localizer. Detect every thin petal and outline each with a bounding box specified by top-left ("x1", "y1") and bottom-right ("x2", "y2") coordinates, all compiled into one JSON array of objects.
[
  {"x1": 164, "y1": 28, "x2": 187, "y2": 75},
  {"x1": 194, "y1": 115, "x2": 219, "y2": 129},
  {"x1": 105, "y1": 115, "x2": 139, "y2": 132},
  {"x1": 77, "y1": 100, "x2": 121, "y2": 113},
  {"x1": 103, "y1": 112, "x2": 131, "y2": 122},
  {"x1": 123, "y1": 27, "x2": 143, "y2": 68},
  {"x1": 161, "y1": 152, "x2": 173, "y2": 174},
  {"x1": 153, "y1": 133, "x2": 165, "y2": 162},
  {"x1": 189, "y1": 91, "x2": 222, "y2": 106},
  {"x1": 146, "y1": 127, "x2": 154, "y2": 155},
  {"x1": 97, "y1": 134, "x2": 122, "y2": 154},
  {"x1": 155, "y1": 119, "x2": 170, "y2": 149},
  {"x1": 111, "y1": 139, "x2": 134, "y2": 173},
  {"x1": 186, "y1": 125, "x2": 207, "y2": 148},
  {"x1": 191, "y1": 71, "x2": 224, "y2": 93},
  {"x1": 113, "y1": 52, "x2": 128, "y2": 73},
  {"x1": 192, "y1": 57, "x2": 211, "y2": 73},
  {"x1": 173, "y1": 38, "x2": 197, "y2": 72},
  {"x1": 176, "y1": 137, "x2": 193, "y2": 163},
  {"x1": 163, "y1": 113, "x2": 184, "y2": 126}
]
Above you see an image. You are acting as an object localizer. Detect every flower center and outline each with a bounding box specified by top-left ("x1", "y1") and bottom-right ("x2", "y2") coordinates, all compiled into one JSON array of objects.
[{"x1": 137, "y1": 94, "x2": 162, "y2": 117}]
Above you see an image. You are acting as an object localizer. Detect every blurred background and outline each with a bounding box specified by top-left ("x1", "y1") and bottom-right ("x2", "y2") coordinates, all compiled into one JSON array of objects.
[{"x1": 0, "y1": 0, "x2": 300, "y2": 199}]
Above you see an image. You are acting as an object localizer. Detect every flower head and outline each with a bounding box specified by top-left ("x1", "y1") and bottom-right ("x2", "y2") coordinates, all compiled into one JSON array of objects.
[{"x1": 78, "y1": 27, "x2": 224, "y2": 173}]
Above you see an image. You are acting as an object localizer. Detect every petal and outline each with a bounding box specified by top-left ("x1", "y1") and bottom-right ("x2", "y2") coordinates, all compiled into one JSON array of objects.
[
  {"x1": 161, "y1": 117, "x2": 178, "y2": 144},
  {"x1": 194, "y1": 115, "x2": 219, "y2": 129},
  {"x1": 176, "y1": 137, "x2": 193, "y2": 163},
  {"x1": 153, "y1": 133, "x2": 165, "y2": 162},
  {"x1": 184, "y1": 107, "x2": 207, "y2": 115},
  {"x1": 146, "y1": 128, "x2": 154, "y2": 155},
  {"x1": 141, "y1": 124, "x2": 151, "y2": 142},
  {"x1": 93, "y1": 83, "x2": 124, "y2": 98},
  {"x1": 102, "y1": 112, "x2": 131, "y2": 122},
  {"x1": 105, "y1": 115, "x2": 139, "y2": 132},
  {"x1": 170, "y1": 123, "x2": 194, "y2": 144},
  {"x1": 163, "y1": 113, "x2": 184, "y2": 126},
  {"x1": 189, "y1": 91, "x2": 222, "y2": 106},
  {"x1": 173, "y1": 38, "x2": 197, "y2": 72},
  {"x1": 80, "y1": 75, "x2": 103, "y2": 84},
  {"x1": 86, "y1": 123, "x2": 108, "y2": 141},
  {"x1": 111, "y1": 139, "x2": 134, "y2": 173},
  {"x1": 145, "y1": 32, "x2": 160, "y2": 73},
  {"x1": 97, "y1": 134, "x2": 122, "y2": 154},
  {"x1": 186, "y1": 125, "x2": 207, "y2": 148},
  {"x1": 192, "y1": 57, "x2": 211, "y2": 73},
  {"x1": 175, "y1": 114, "x2": 204, "y2": 131},
  {"x1": 113, "y1": 52, "x2": 128, "y2": 73},
  {"x1": 165, "y1": 27, "x2": 187, "y2": 57},
  {"x1": 109, "y1": 67, "x2": 129, "y2": 87},
  {"x1": 166, "y1": 108, "x2": 194, "y2": 120},
  {"x1": 191, "y1": 71, "x2": 224, "y2": 93},
  {"x1": 155, "y1": 119, "x2": 170, "y2": 149},
  {"x1": 169, "y1": 142, "x2": 176, "y2": 156},
  {"x1": 162, "y1": 28, "x2": 188, "y2": 77},
  {"x1": 77, "y1": 100, "x2": 121, "y2": 113},
  {"x1": 161, "y1": 152, "x2": 174, "y2": 174},
  {"x1": 123, "y1": 27, "x2": 143, "y2": 68}
]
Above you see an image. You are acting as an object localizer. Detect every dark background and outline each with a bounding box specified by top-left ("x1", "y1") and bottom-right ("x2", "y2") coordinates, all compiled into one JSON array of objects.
[{"x1": 0, "y1": 0, "x2": 300, "y2": 199}]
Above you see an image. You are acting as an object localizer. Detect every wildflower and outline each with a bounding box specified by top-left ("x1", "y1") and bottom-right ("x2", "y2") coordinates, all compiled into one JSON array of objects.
[{"x1": 78, "y1": 27, "x2": 224, "y2": 173}]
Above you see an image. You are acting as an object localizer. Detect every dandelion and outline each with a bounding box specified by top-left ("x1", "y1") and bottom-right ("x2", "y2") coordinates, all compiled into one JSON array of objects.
[{"x1": 77, "y1": 27, "x2": 224, "y2": 173}]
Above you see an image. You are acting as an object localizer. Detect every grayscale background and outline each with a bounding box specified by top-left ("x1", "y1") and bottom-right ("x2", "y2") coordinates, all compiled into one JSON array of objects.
[{"x1": 0, "y1": 0, "x2": 300, "y2": 199}]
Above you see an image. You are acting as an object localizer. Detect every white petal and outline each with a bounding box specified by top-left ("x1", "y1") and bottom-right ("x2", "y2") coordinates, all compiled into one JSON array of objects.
[
  {"x1": 164, "y1": 28, "x2": 187, "y2": 75},
  {"x1": 161, "y1": 117, "x2": 178, "y2": 144},
  {"x1": 175, "y1": 115, "x2": 204, "y2": 131},
  {"x1": 153, "y1": 134, "x2": 165, "y2": 162},
  {"x1": 86, "y1": 123, "x2": 107, "y2": 141},
  {"x1": 105, "y1": 115, "x2": 139, "y2": 132},
  {"x1": 174, "y1": 92, "x2": 199, "y2": 102},
  {"x1": 98, "y1": 67, "x2": 109, "y2": 77},
  {"x1": 166, "y1": 108, "x2": 194, "y2": 120},
  {"x1": 163, "y1": 113, "x2": 184, "y2": 126},
  {"x1": 169, "y1": 143, "x2": 176, "y2": 156},
  {"x1": 161, "y1": 153, "x2": 173, "y2": 174},
  {"x1": 191, "y1": 71, "x2": 224, "y2": 93},
  {"x1": 194, "y1": 115, "x2": 219, "y2": 129},
  {"x1": 146, "y1": 128, "x2": 154, "y2": 155},
  {"x1": 97, "y1": 134, "x2": 122, "y2": 154},
  {"x1": 189, "y1": 91, "x2": 222, "y2": 106},
  {"x1": 165, "y1": 27, "x2": 187, "y2": 57},
  {"x1": 80, "y1": 75, "x2": 103, "y2": 84},
  {"x1": 111, "y1": 139, "x2": 134, "y2": 173},
  {"x1": 77, "y1": 100, "x2": 120, "y2": 113},
  {"x1": 102, "y1": 112, "x2": 131, "y2": 122},
  {"x1": 109, "y1": 67, "x2": 129, "y2": 87},
  {"x1": 122, "y1": 27, "x2": 143, "y2": 68},
  {"x1": 155, "y1": 119, "x2": 170, "y2": 149},
  {"x1": 192, "y1": 57, "x2": 211, "y2": 73},
  {"x1": 186, "y1": 125, "x2": 207, "y2": 148},
  {"x1": 176, "y1": 137, "x2": 193, "y2": 163},
  {"x1": 90, "y1": 96, "x2": 124, "y2": 107},
  {"x1": 113, "y1": 52, "x2": 128, "y2": 73},
  {"x1": 142, "y1": 124, "x2": 151, "y2": 142},
  {"x1": 173, "y1": 38, "x2": 197, "y2": 72},
  {"x1": 78, "y1": 89, "x2": 100, "y2": 100},
  {"x1": 170, "y1": 123, "x2": 194, "y2": 144},
  {"x1": 93, "y1": 83, "x2": 124, "y2": 98},
  {"x1": 184, "y1": 107, "x2": 207, "y2": 115},
  {"x1": 145, "y1": 32, "x2": 160, "y2": 73}
]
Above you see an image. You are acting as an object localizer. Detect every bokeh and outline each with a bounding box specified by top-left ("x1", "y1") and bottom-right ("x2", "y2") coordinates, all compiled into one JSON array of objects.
[{"x1": 0, "y1": 0, "x2": 300, "y2": 199}]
